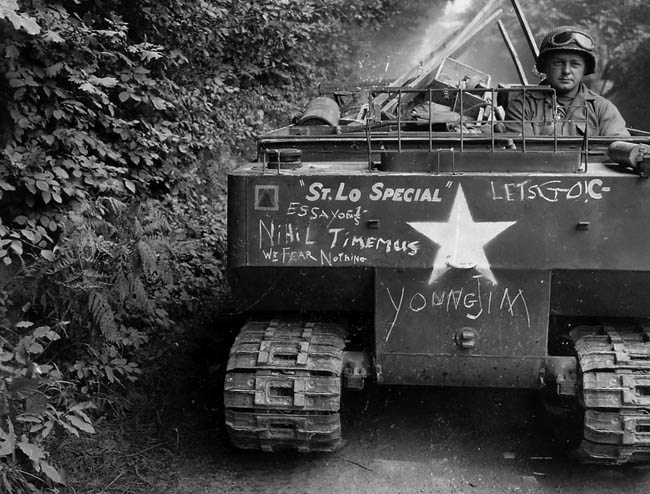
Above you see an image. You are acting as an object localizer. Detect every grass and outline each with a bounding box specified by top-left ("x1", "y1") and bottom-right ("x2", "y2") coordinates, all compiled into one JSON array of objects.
[{"x1": 54, "y1": 311, "x2": 241, "y2": 494}]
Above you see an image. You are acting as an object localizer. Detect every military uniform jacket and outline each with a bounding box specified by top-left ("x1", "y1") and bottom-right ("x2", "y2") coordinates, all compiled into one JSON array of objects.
[{"x1": 504, "y1": 83, "x2": 630, "y2": 137}]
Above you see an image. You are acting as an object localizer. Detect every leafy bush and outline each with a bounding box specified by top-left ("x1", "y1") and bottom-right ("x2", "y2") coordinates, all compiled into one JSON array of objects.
[
  {"x1": 1, "y1": 2, "x2": 195, "y2": 262},
  {"x1": 0, "y1": 1, "x2": 187, "y2": 490},
  {"x1": 0, "y1": 318, "x2": 94, "y2": 491},
  {"x1": 0, "y1": 0, "x2": 401, "y2": 491}
]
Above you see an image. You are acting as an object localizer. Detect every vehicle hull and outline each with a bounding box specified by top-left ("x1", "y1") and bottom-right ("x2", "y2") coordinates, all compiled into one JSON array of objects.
[{"x1": 228, "y1": 159, "x2": 650, "y2": 387}]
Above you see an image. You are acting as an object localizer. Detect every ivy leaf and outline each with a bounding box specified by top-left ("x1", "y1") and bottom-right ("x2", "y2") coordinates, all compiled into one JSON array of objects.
[
  {"x1": 45, "y1": 62, "x2": 64, "y2": 77},
  {"x1": 6, "y1": 11, "x2": 41, "y2": 35},
  {"x1": 33, "y1": 326, "x2": 50, "y2": 338},
  {"x1": 42, "y1": 421, "x2": 54, "y2": 438},
  {"x1": 151, "y1": 96, "x2": 167, "y2": 110},
  {"x1": 28, "y1": 341, "x2": 44, "y2": 354},
  {"x1": 58, "y1": 420, "x2": 79, "y2": 437},
  {"x1": 1, "y1": 0, "x2": 20, "y2": 15},
  {"x1": 67, "y1": 415, "x2": 95, "y2": 434},
  {"x1": 69, "y1": 402, "x2": 96, "y2": 413},
  {"x1": 124, "y1": 179, "x2": 136, "y2": 193},
  {"x1": 46, "y1": 331, "x2": 60, "y2": 341},
  {"x1": 41, "y1": 461, "x2": 64, "y2": 484},
  {"x1": 40, "y1": 250, "x2": 55, "y2": 261},
  {"x1": 43, "y1": 30, "x2": 64, "y2": 43},
  {"x1": 89, "y1": 76, "x2": 118, "y2": 88},
  {"x1": 0, "y1": 437, "x2": 14, "y2": 457},
  {"x1": 0, "y1": 179, "x2": 16, "y2": 191},
  {"x1": 139, "y1": 49, "x2": 162, "y2": 62},
  {"x1": 18, "y1": 441, "x2": 46, "y2": 464},
  {"x1": 79, "y1": 82, "x2": 101, "y2": 95},
  {"x1": 22, "y1": 229, "x2": 36, "y2": 242},
  {"x1": 52, "y1": 167, "x2": 69, "y2": 179},
  {"x1": 35, "y1": 180, "x2": 49, "y2": 191},
  {"x1": 10, "y1": 240, "x2": 23, "y2": 255}
]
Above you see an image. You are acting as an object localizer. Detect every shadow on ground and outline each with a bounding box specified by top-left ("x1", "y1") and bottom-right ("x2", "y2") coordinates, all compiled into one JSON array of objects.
[{"x1": 59, "y1": 316, "x2": 650, "y2": 494}]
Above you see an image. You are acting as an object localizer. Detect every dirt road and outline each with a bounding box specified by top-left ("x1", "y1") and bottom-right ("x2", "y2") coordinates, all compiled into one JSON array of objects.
[{"x1": 172, "y1": 385, "x2": 650, "y2": 494}]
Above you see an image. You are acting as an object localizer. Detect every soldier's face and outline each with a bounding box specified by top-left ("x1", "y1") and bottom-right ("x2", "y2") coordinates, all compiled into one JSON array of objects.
[{"x1": 544, "y1": 52, "x2": 587, "y2": 97}]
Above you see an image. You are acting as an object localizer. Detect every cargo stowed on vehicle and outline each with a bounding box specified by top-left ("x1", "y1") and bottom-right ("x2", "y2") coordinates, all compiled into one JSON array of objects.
[{"x1": 224, "y1": 1, "x2": 650, "y2": 464}]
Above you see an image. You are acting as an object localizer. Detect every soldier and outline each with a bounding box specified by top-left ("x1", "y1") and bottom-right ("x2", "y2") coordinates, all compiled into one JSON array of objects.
[{"x1": 504, "y1": 26, "x2": 630, "y2": 137}]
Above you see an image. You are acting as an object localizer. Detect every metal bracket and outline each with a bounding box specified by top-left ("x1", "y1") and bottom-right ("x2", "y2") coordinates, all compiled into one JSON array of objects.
[
  {"x1": 342, "y1": 351, "x2": 372, "y2": 390},
  {"x1": 545, "y1": 356, "x2": 577, "y2": 396}
]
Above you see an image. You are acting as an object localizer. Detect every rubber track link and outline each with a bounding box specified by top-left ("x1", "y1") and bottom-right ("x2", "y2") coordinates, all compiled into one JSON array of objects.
[
  {"x1": 224, "y1": 320, "x2": 346, "y2": 453},
  {"x1": 572, "y1": 325, "x2": 650, "y2": 464}
]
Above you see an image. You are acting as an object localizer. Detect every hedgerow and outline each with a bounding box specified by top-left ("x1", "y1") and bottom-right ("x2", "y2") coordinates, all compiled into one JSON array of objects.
[{"x1": 0, "y1": 0, "x2": 398, "y2": 491}]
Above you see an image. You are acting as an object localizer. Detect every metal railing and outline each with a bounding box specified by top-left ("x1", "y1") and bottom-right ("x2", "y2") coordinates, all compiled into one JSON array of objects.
[{"x1": 363, "y1": 86, "x2": 590, "y2": 172}]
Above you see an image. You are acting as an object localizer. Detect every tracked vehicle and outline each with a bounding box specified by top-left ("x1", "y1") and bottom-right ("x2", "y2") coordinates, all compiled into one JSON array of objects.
[{"x1": 223, "y1": 2, "x2": 650, "y2": 464}]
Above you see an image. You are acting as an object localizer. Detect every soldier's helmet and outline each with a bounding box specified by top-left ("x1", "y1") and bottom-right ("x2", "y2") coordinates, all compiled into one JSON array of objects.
[{"x1": 536, "y1": 26, "x2": 596, "y2": 75}]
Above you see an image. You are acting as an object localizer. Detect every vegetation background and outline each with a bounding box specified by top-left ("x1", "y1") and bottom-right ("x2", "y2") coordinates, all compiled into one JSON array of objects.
[{"x1": 1, "y1": 0, "x2": 649, "y2": 492}]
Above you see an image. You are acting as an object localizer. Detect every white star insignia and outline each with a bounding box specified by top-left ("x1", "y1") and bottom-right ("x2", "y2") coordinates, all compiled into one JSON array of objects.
[{"x1": 408, "y1": 185, "x2": 516, "y2": 285}]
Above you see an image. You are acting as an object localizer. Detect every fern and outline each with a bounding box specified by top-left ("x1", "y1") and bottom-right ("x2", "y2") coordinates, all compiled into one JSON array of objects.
[
  {"x1": 133, "y1": 216, "x2": 145, "y2": 239},
  {"x1": 98, "y1": 197, "x2": 127, "y2": 216},
  {"x1": 128, "y1": 275, "x2": 152, "y2": 314},
  {"x1": 206, "y1": 160, "x2": 227, "y2": 194},
  {"x1": 88, "y1": 291, "x2": 118, "y2": 342},
  {"x1": 142, "y1": 207, "x2": 170, "y2": 235},
  {"x1": 114, "y1": 272, "x2": 130, "y2": 304},
  {"x1": 157, "y1": 253, "x2": 174, "y2": 285},
  {"x1": 137, "y1": 240, "x2": 158, "y2": 278}
]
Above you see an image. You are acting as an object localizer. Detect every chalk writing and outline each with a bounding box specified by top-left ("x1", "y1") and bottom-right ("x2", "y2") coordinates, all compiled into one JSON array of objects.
[
  {"x1": 304, "y1": 181, "x2": 443, "y2": 203},
  {"x1": 260, "y1": 248, "x2": 368, "y2": 266},
  {"x1": 258, "y1": 219, "x2": 317, "y2": 248},
  {"x1": 306, "y1": 182, "x2": 361, "y2": 202},
  {"x1": 261, "y1": 248, "x2": 317, "y2": 263},
  {"x1": 319, "y1": 250, "x2": 367, "y2": 266},
  {"x1": 328, "y1": 228, "x2": 420, "y2": 255},
  {"x1": 369, "y1": 183, "x2": 442, "y2": 202},
  {"x1": 258, "y1": 220, "x2": 418, "y2": 263},
  {"x1": 286, "y1": 202, "x2": 364, "y2": 226},
  {"x1": 490, "y1": 179, "x2": 610, "y2": 202},
  {"x1": 384, "y1": 275, "x2": 530, "y2": 342}
]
